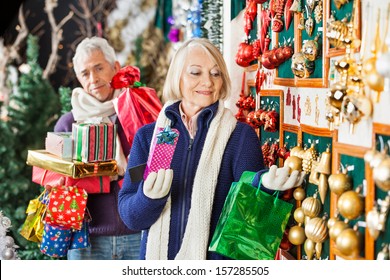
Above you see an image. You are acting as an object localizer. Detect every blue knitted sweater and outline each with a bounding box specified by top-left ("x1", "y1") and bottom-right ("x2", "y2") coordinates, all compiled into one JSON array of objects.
[{"x1": 118, "y1": 101, "x2": 265, "y2": 259}]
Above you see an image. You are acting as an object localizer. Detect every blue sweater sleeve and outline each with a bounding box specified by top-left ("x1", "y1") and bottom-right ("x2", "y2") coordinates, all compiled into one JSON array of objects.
[{"x1": 118, "y1": 123, "x2": 170, "y2": 231}]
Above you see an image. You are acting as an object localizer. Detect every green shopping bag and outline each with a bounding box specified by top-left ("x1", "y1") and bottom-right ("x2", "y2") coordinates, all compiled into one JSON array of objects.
[{"x1": 209, "y1": 171, "x2": 293, "y2": 260}]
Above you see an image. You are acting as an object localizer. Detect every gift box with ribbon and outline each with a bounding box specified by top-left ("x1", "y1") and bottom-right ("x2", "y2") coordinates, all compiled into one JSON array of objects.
[
  {"x1": 44, "y1": 185, "x2": 88, "y2": 230},
  {"x1": 45, "y1": 132, "x2": 73, "y2": 160},
  {"x1": 27, "y1": 150, "x2": 118, "y2": 178},
  {"x1": 32, "y1": 166, "x2": 110, "y2": 194},
  {"x1": 72, "y1": 122, "x2": 117, "y2": 163},
  {"x1": 143, "y1": 126, "x2": 179, "y2": 180}
]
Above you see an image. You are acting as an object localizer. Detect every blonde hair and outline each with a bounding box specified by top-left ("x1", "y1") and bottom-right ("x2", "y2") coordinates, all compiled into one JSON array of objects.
[{"x1": 162, "y1": 38, "x2": 231, "y2": 102}]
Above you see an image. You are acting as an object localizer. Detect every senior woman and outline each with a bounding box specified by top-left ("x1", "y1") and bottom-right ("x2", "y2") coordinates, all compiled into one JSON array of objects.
[{"x1": 118, "y1": 38, "x2": 304, "y2": 260}]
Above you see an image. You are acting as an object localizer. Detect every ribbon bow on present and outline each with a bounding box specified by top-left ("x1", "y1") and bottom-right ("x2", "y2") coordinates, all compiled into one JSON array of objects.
[
  {"x1": 110, "y1": 65, "x2": 141, "y2": 89},
  {"x1": 156, "y1": 126, "x2": 179, "y2": 145}
]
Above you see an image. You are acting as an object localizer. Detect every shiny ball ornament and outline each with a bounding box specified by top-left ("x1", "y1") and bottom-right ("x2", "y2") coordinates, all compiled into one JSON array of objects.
[
  {"x1": 362, "y1": 57, "x2": 384, "y2": 93},
  {"x1": 290, "y1": 145, "x2": 304, "y2": 157},
  {"x1": 305, "y1": 216, "x2": 328, "y2": 243},
  {"x1": 284, "y1": 156, "x2": 303, "y2": 173},
  {"x1": 328, "y1": 171, "x2": 352, "y2": 196},
  {"x1": 304, "y1": 238, "x2": 315, "y2": 260},
  {"x1": 291, "y1": 52, "x2": 315, "y2": 78},
  {"x1": 301, "y1": 194, "x2": 322, "y2": 218},
  {"x1": 1, "y1": 248, "x2": 15, "y2": 260},
  {"x1": 329, "y1": 220, "x2": 349, "y2": 241},
  {"x1": 327, "y1": 82, "x2": 347, "y2": 110},
  {"x1": 337, "y1": 190, "x2": 364, "y2": 220},
  {"x1": 293, "y1": 187, "x2": 306, "y2": 201},
  {"x1": 336, "y1": 228, "x2": 360, "y2": 257},
  {"x1": 294, "y1": 207, "x2": 306, "y2": 224},
  {"x1": 327, "y1": 217, "x2": 337, "y2": 229},
  {"x1": 288, "y1": 225, "x2": 306, "y2": 245},
  {"x1": 302, "y1": 38, "x2": 320, "y2": 61},
  {"x1": 373, "y1": 157, "x2": 390, "y2": 192},
  {"x1": 376, "y1": 52, "x2": 390, "y2": 78}
]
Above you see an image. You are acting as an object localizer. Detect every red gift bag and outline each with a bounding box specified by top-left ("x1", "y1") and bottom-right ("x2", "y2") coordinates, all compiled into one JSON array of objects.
[
  {"x1": 111, "y1": 66, "x2": 162, "y2": 147},
  {"x1": 45, "y1": 186, "x2": 88, "y2": 230}
]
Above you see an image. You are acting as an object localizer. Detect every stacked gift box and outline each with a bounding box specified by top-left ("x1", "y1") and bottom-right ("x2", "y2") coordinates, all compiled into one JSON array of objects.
[{"x1": 22, "y1": 122, "x2": 119, "y2": 258}]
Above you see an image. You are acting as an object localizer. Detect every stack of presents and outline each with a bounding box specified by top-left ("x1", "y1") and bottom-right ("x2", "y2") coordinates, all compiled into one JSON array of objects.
[{"x1": 20, "y1": 122, "x2": 119, "y2": 258}]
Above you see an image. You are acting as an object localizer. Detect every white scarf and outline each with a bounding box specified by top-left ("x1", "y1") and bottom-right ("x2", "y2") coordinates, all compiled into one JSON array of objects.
[
  {"x1": 145, "y1": 100, "x2": 237, "y2": 260},
  {"x1": 71, "y1": 87, "x2": 127, "y2": 176}
]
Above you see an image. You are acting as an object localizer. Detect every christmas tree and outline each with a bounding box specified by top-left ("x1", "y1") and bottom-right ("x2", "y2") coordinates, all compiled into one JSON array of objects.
[{"x1": 0, "y1": 34, "x2": 61, "y2": 259}]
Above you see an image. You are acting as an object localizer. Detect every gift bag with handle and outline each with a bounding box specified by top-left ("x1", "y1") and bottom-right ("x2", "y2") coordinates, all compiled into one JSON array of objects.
[
  {"x1": 19, "y1": 190, "x2": 49, "y2": 243},
  {"x1": 209, "y1": 171, "x2": 293, "y2": 260}
]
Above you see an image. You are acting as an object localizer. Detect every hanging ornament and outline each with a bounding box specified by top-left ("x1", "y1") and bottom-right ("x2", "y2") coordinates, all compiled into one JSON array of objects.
[
  {"x1": 286, "y1": 88, "x2": 292, "y2": 106},
  {"x1": 304, "y1": 96, "x2": 312, "y2": 116},
  {"x1": 292, "y1": 95, "x2": 297, "y2": 119},
  {"x1": 302, "y1": 34, "x2": 321, "y2": 61},
  {"x1": 314, "y1": 0, "x2": 323, "y2": 23},
  {"x1": 285, "y1": 0, "x2": 294, "y2": 31},
  {"x1": 304, "y1": 4, "x2": 314, "y2": 37},
  {"x1": 315, "y1": 94, "x2": 320, "y2": 125},
  {"x1": 297, "y1": 94, "x2": 302, "y2": 123}
]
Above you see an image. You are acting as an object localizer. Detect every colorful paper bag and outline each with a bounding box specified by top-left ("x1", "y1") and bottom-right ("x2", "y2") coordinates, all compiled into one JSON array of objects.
[
  {"x1": 40, "y1": 224, "x2": 72, "y2": 258},
  {"x1": 72, "y1": 122, "x2": 117, "y2": 163},
  {"x1": 143, "y1": 126, "x2": 179, "y2": 180},
  {"x1": 32, "y1": 166, "x2": 110, "y2": 194},
  {"x1": 209, "y1": 171, "x2": 293, "y2": 260},
  {"x1": 45, "y1": 186, "x2": 88, "y2": 230},
  {"x1": 69, "y1": 220, "x2": 91, "y2": 250},
  {"x1": 19, "y1": 191, "x2": 49, "y2": 243}
]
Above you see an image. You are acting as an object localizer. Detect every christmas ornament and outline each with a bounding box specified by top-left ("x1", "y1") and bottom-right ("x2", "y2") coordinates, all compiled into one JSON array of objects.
[
  {"x1": 302, "y1": 193, "x2": 322, "y2": 219},
  {"x1": 335, "y1": 227, "x2": 361, "y2": 257},
  {"x1": 329, "y1": 219, "x2": 349, "y2": 242},
  {"x1": 337, "y1": 187, "x2": 364, "y2": 220},
  {"x1": 288, "y1": 225, "x2": 306, "y2": 245},
  {"x1": 0, "y1": 211, "x2": 19, "y2": 260},
  {"x1": 328, "y1": 168, "x2": 352, "y2": 196}
]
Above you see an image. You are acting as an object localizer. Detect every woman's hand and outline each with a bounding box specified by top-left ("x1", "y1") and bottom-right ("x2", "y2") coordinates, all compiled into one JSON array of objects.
[
  {"x1": 261, "y1": 165, "x2": 306, "y2": 191},
  {"x1": 143, "y1": 169, "x2": 173, "y2": 199}
]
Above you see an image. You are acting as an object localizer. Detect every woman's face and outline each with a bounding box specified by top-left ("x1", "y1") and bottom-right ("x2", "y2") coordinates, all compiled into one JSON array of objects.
[
  {"x1": 179, "y1": 46, "x2": 223, "y2": 117},
  {"x1": 76, "y1": 50, "x2": 120, "y2": 102}
]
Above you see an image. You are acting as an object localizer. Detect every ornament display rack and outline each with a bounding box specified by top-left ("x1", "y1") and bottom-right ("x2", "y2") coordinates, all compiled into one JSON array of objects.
[{"x1": 236, "y1": 0, "x2": 387, "y2": 260}]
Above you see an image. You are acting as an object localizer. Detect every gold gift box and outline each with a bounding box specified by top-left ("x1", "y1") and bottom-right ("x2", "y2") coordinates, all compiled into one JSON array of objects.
[{"x1": 27, "y1": 150, "x2": 118, "y2": 179}]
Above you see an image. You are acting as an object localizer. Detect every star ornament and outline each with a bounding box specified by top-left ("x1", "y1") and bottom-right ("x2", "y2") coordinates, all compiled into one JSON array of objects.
[{"x1": 156, "y1": 126, "x2": 179, "y2": 145}]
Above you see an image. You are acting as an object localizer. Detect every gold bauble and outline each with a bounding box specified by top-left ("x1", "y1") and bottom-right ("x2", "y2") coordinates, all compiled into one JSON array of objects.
[
  {"x1": 304, "y1": 238, "x2": 315, "y2": 260},
  {"x1": 288, "y1": 225, "x2": 306, "y2": 245},
  {"x1": 328, "y1": 172, "x2": 352, "y2": 196},
  {"x1": 373, "y1": 157, "x2": 390, "y2": 192},
  {"x1": 327, "y1": 217, "x2": 337, "y2": 229},
  {"x1": 327, "y1": 82, "x2": 347, "y2": 109},
  {"x1": 290, "y1": 145, "x2": 304, "y2": 157},
  {"x1": 302, "y1": 194, "x2": 322, "y2": 218},
  {"x1": 336, "y1": 228, "x2": 360, "y2": 257},
  {"x1": 305, "y1": 216, "x2": 328, "y2": 243},
  {"x1": 293, "y1": 187, "x2": 306, "y2": 201},
  {"x1": 362, "y1": 57, "x2": 384, "y2": 93},
  {"x1": 338, "y1": 190, "x2": 364, "y2": 220},
  {"x1": 294, "y1": 207, "x2": 306, "y2": 224},
  {"x1": 329, "y1": 220, "x2": 349, "y2": 241},
  {"x1": 284, "y1": 156, "x2": 303, "y2": 173}
]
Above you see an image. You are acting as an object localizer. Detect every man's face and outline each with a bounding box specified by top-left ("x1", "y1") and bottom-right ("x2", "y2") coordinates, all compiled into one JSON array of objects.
[{"x1": 76, "y1": 50, "x2": 119, "y2": 102}]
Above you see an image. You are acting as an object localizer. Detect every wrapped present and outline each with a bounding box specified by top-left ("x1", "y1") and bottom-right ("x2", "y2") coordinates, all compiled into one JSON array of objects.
[
  {"x1": 27, "y1": 150, "x2": 118, "y2": 179},
  {"x1": 45, "y1": 132, "x2": 73, "y2": 160},
  {"x1": 40, "y1": 224, "x2": 72, "y2": 258},
  {"x1": 143, "y1": 126, "x2": 179, "y2": 180},
  {"x1": 32, "y1": 166, "x2": 110, "y2": 194},
  {"x1": 45, "y1": 186, "x2": 88, "y2": 230},
  {"x1": 19, "y1": 190, "x2": 49, "y2": 243},
  {"x1": 72, "y1": 122, "x2": 117, "y2": 163},
  {"x1": 69, "y1": 220, "x2": 90, "y2": 250},
  {"x1": 111, "y1": 65, "x2": 162, "y2": 148}
]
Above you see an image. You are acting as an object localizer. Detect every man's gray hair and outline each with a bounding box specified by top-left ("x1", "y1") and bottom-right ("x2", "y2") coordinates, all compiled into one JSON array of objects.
[{"x1": 72, "y1": 36, "x2": 117, "y2": 75}]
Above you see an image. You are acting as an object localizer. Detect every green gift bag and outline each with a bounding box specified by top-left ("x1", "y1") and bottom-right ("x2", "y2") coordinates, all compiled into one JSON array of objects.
[{"x1": 209, "y1": 171, "x2": 293, "y2": 260}]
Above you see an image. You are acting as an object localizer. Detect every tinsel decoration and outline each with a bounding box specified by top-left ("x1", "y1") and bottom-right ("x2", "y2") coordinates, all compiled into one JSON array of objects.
[
  {"x1": 0, "y1": 211, "x2": 19, "y2": 260},
  {"x1": 201, "y1": 0, "x2": 223, "y2": 51}
]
